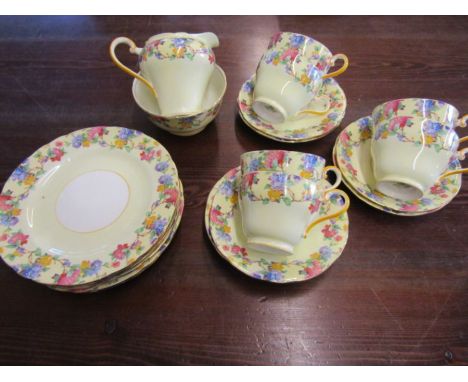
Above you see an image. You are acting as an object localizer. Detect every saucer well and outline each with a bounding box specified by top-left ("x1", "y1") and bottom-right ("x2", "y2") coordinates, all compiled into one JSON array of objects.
[
  {"x1": 0, "y1": 126, "x2": 182, "y2": 287},
  {"x1": 333, "y1": 117, "x2": 462, "y2": 215},
  {"x1": 205, "y1": 167, "x2": 349, "y2": 283},
  {"x1": 237, "y1": 76, "x2": 346, "y2": 143}
]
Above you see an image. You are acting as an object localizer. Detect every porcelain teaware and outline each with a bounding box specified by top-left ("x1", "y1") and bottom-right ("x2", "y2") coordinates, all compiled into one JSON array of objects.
[
  {"x1": 252, "y1": 32, "x2": 349, "y2": 124},
  {"x1": 370, "y1": 98, "x2": 468, "y2": 200},
  {"x1": 132, "y1": 64, "x2": 227, "y2": 136},
  {"x1": 110, "y1": 32, "x2": 219, "y2": 117},
  {"x1": 238, "y1": 151, "x2": 350, "y2": 256}
]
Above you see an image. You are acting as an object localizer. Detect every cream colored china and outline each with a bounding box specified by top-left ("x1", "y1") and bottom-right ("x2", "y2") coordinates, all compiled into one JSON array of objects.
[
  {"x1": 205, "y1": 167, "x2": 349, "y2": 283},
  {"x1": 238, "y1": 150, "x2": 349, "y2": 256},
  {"x1": 0, "y1": 127, "x2": 181, "y2": 287},
  {"x1": 132, "y1": 65, "x2": 226, "y2": 136},
  {"x1": 253, "y1": 32, "x2": 348, "y2": 124},
  {"x1": 333, "y1": 116, "x2": 463, "y2": 215},
  {"x1": 50, "y1": 181, "x2": 184, "y2": 293},
  {"x1": 370, "y1": 98, "x2": 467, "y2": 200},
  {"x1": 110, "y1": 32, "x2": 219, "y2": 116},
  {"x1": 238, "y1": 76, "x2": 346, "y2": 143}
]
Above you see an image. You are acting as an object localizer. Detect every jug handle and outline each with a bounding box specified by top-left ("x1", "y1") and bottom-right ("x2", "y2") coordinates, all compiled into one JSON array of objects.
[{"x1": 109, "y1": 37, "x2": 158, "y2": 99}]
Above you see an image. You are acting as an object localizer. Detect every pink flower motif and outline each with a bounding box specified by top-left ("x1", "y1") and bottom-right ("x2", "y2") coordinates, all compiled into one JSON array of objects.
[
  {"x1": 340, "y1": 132, "x2": 351, "y2": 145},
  {"x1": 210, "y1": 208, "x2": 223, "y2": 225},
  {"x1": 243, "y1": 172, "x2": 255, "y2": 187},
  {"x1": 8, "y1": 232, "x2": 29, "y2": 246},
  {"x1": 140, "y1": 150, "x2": 156, "y2": 162},
  {"x1": 0, "y1": 233, "x2": 8, "y2": 241},
  {"x1": 50, "y1": 147, "x2": 64, "y2": 162},
  {"x1": 113, "y1": 243, "x2": 129, "y2": 260},
  {"x1": 430, "y1": 184, "x2": 444, "y2": 195},
  {"x1": 0, "y1": 194, "x2": 13, "y2": 211},
  {"x1": 226, "y1": 168, "x2": 238, "y2": 179},
  {"x1": 384, "y1": 100, "x2": 401, "y2": 116},
  {"x1": 389, "y1": 116, "x2": 412, "y2": 131},
  {"x1": 308, "y1": 199, "x2": 320, "y2": 214},
  {"x1": 270, "y1": 32, "x2": 282, "y2": 47},
  {"x1": 112, "y1": 261, "x2": 121, "y2": 268},
  {"x1": 280, "y1": 48, "x2": 299, "y2": 62},
  {"x1": 305, "y1": 261, "x2": 322, "y2": 277},
  {"x1": 239, "y1": 101, "x2": 248, "y2": 111},
  {"x1": 57, "y1": 269, "x2": 80, "y2": 286},
  {"x1": 55, "y1": 141, "x2": 63, "y2": 147},
  {"x1": 346, "y1": 163, "x2": 358, "y2": 177},
  {"x1": 164, "y1": 188, "x2": 178, "y2": 204},
  {"x1": 208, "y1": 53, "x2": 215, "y2": 64},
  {"x1": 321, "y1": 224, "x2": 336, "y2": 238},
  {"x1": 265, "y1": 150, "x2": 286, "y2": 168},
  {"x1": 87, "y1": 126, "x2": 105, "y2": 139},
  {"x1": 402, "y1": 203, "x2": 419, "y2": 212}
]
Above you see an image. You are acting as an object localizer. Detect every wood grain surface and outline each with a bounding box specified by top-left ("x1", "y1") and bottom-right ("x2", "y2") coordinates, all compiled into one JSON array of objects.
[{"x1": 0, "y1": 16, "x2": 467, "y2": 365}]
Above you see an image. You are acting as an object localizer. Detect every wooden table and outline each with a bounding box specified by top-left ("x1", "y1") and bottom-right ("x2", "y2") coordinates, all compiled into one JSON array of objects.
[{"x1": 0, "y1": 16, "x2": 467, "y2": 365}]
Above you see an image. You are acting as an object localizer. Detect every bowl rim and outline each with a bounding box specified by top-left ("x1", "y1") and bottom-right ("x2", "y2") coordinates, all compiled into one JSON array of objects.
[{"x1": 132, "y1": 64, "x2": 227, "y2": 119}]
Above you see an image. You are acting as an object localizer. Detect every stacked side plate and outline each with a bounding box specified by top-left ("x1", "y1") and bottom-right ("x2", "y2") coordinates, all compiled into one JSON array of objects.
[{"x1": 0, "y1": 126, "x2": 183, "y2": 293}]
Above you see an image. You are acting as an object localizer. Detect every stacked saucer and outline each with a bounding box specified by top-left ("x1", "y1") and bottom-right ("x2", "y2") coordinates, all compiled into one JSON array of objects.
[
  {"x1": 238, "y1": 32, "x2": 348, "y2": 143},
  {"x1": 333, "y1": 116, "x2": 464, "y2": 216},
  {"x1": 204, "y1": 151, "x2": 351, "y2": 283},
  {"x1": 0, "y1": 126, "x2": 183, "y2": 292}
]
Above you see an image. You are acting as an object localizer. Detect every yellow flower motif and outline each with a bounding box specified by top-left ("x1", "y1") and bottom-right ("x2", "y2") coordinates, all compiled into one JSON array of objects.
[
  {"x1": 0, "y1": 248, "x2": 3, "y2": 254},
  {"x1": 425, "y1": 135, "x2": 435, "y2": 145},
  {"x1": 361, "y1": 129, "x2": 372, "y2": 140},
  {"x1": 24, "y1": 174, "x2": 36, "y2": 186},
  {"x1": 175, "y1": 47, "x2": 186, "y2": 58},
  {"x1": 157, "y1": 184, "x2": 166, "y2": 192},
  {"x1": 13, "y1": 250, "x2": 22, "y2": 257},
  {"x1": 230, "y1": 193, "x2": 238, "y2": 205},
  {"x1": 128, "y1": 257, "x2": 136, "y2": 265},
  {"x1": 310, "y1": 252, "x2": 321, "y2": 260},
  {"x1": 381, "y1": 130, "x2": 389, "y2": 139},
  {"x1": 145, "y1": 215, "x2": 156, "y2": 228},
  {"x1": 300, "y1": 74, "x2": 311, "y2": 85},
  {"x1": 114, "y1": 139, "x2": 126, "y2": 149},
  {"x1": 80, "y1": 260, "x2": 90, "y2": 270},
  {"x1": 223, "y1": 225, "x2": 231, "y2": 233},
  {"x1": 300, "y1": 170, "x2": 312, "y2": 179},
  {"x1": 345, "y1": 148, "x2": 353, "y2": 158},
  {"x1": 268, "y1": 189, "x2": 282, "y2": 202},
  {"x1": 272, "y1": 57, "x2": 280, "y2": 65},
  {"x1": 37, "y1": 255, "x2": 53, "y2": 266},
  {"x1": 82, "y1": 140, "x2": 90, "y2": 147},
  {"x1": 271, "y1": 262, "x2": 284, "y2": 271},
  {"x1": 12, "y1": 208, "x2": 21, "y2": 216}
]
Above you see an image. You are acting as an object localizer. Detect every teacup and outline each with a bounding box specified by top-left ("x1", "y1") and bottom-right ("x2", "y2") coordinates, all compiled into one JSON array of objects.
[
  {"x1": 110, "y1": 32, "x2": 219, "y2": 117},
  {"x1": 370, "y1": 98, "x2": 468, "y2": 200},
  {"x1": 239, "y1": 151, "x2": 350, "y2": 256},
  {"x1": 252, "y1": 32, "x2": 349, "y2": 124},
  {"x1": 132, "y1": 65, "x2": 227, "y2": 136}
]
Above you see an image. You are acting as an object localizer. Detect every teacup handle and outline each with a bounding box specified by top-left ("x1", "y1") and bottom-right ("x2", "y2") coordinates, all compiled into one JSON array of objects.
[
  {"x1": 439, "y1": 136, "x2": 468, "y2": 179},
  {"x1": 109, "y1": 37, "x2": 158, "y2": 99},
  {"x1": 322, "y1": 54, "x2": 349, "y2": 79},
  {"x1": 305, "y1": 189, "x2": 350, "y2": 235},
  {"x1": 457, "y1": 114, "x2": 468, "y2": 128},
  {"x1": 297, "y1": 95, "x2": 331, "y2": 117},
  {"x1": 321, "y1": 165, "x2": 342, "y2": 192}
]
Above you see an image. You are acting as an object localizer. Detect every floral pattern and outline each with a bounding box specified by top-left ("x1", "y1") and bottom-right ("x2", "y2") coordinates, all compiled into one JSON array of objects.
[
  {"x1": 372, "y1": 98, "x2": 460, "y2": 151},
  {"x1": 261, "y1": 32, "x2": 332, "y2": 93},
  {"x1": 334, "y1": 117, "x2": 462, "y2": 215},
  {"x1": 205, "y1": 167, "x2": 348, "y2": 283},
  {"x1": 238, "y1": 76, "x2": 346, "y2": 142},
  {"x1": 0, "y1": 127, "x2": 181, "y2": 286},
  {"x1": 140, "y1": 37, "x2": 215, "y2": 64}
]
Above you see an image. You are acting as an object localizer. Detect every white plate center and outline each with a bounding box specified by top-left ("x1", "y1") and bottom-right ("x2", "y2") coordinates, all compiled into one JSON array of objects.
[{"x1": 56, "y1": 170, "x2": 129, "y2": 233}]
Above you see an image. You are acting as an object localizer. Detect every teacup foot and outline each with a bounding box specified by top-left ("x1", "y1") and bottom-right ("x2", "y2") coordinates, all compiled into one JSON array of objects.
[
  {"x1": 252, "y1": 97, "x2": 288, "y2": 124},
  {"x1": 246, "y1": 237, "x2": 294, "y2": 257},
  {"x1": 375, "y1": 176, "x2": 424, "y2": 200}
]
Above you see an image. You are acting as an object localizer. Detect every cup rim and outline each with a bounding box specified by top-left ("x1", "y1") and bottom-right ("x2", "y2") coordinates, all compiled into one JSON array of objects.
[
  {"x1": 241, "y1": 150, "x2": 326, "y2": 163},
  {"x1": 132, "y1": 64, "x2": 227, "y2": 119},
  {"x1": 371, "y1": 98, "x2": 459, "y2": 119}
]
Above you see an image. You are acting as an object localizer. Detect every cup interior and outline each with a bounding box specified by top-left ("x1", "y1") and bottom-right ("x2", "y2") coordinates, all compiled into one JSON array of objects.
[{"x1": 132, "y1": 65, "x2": 226, "y2": 117}]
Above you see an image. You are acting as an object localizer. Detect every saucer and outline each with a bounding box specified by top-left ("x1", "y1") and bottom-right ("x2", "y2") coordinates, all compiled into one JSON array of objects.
[
  {"x1": 0, "y1": 126, "x2": 182, "y2": 287},
  {"x1": 237, "y1": 75, "x2": 346, "y2": 143},
  {"x1": 333, "y1": 117, "x2": 463, "y2": 215},
  {"x1": 205, "y1": 167, "x2": 349, "y2": 283}
]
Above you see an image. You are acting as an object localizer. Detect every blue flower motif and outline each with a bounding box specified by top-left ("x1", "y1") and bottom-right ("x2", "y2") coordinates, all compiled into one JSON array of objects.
[
  {"x1": 220, "y1": 180, "x2": 234, "y2": 197},
  {"x1": 155, "y1": 161, "x2": 169, "y2": 172},
  {"x1": 118, "y1": 128, "x2": 134, "y2": 140},
  {"x1": 84, "y1": 260, "x2": 102, "y2": 276},
  {"x1": 159, "y1": 174, "x2": 173, "y2": 185},
  {"x1": 153, "y1": 217, "x2": 168, "y2": 235},
  {"x1": 424, "y1": 121, "x2": 444, "y2": 136},
  {"x1": 247, "y1": 158, "x2": 261, "y2": 172},
  {"x1": 243, "y1": 81, "x2": 254, "y2": 93},
  {"x1": 1, "y1": 215, "x2": 19, "y2": 227},
  {"x1": 21, "y1": 264, "x2": 42, "y2": 280},
  {"x1": 328, "y1": 112, "x2": 339, "y2": 121},
  {"x1": 269, "y1": 173, "x2": 286, "y2": 190},
  {"x1": 72, "y1": 135, "x2": 83, "y2": 148},
  {"x1": 173, "y1": 38, "x2": 186, "y2": 48},
  {"x1": 420, "y1": 198, "x2": 432, "y2": 206},
  {"x1": 265, "y1": 270, "x2": 282, "y2": 282},
  {"x1": 289, "y1": 34, "x2": 305, "y2": 47},
  {"x1": 358, "y1": 118, "x2": 371, "y2": 129},
  {"x1": 303, "y1": 155, "x2": 319, "y2": 171},
  {"x1": 12, "y1": 166, "x2": 28, "y2": 182},
  {"x1": 216, "y1": 229, "x2": 231, "y2": 242},
  {"x1": 319, "y1": 246, "x2": 332, "y2": 260},
  {"x1": 423, "y1": 99, "x2": 436, "y2": 111}
]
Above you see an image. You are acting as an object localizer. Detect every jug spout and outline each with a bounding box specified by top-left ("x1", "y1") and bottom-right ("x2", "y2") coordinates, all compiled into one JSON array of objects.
[{"x1": 191, "y1": 32, "x2": 219, "y2": 49}]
